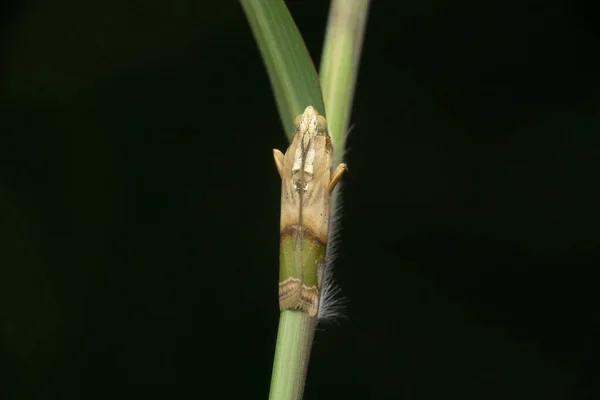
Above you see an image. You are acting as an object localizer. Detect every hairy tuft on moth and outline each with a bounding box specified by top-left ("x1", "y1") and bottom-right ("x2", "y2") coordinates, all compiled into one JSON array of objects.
[{"x1": 273, "y1": 106, "x2": 346, "y2": 318}]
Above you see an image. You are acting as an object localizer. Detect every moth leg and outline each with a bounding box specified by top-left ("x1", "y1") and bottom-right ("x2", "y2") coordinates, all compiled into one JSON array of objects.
[
  {"x1": 273, "y1": 149, "x2": 285, "y2": 179},
  {"x1": 328, "y1": 162, "x2": 347, "y2": 192}
]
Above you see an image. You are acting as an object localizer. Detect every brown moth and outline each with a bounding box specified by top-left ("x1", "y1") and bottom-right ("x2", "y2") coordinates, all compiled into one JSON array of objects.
[{"x1": 273, "y1": 106, "x2": 346, "y2": 317}]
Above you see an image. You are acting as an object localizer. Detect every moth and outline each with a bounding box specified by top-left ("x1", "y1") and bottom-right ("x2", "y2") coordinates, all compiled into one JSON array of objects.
[{"x1": 273, "y1": 106, "x2": 346, "y2": 317}]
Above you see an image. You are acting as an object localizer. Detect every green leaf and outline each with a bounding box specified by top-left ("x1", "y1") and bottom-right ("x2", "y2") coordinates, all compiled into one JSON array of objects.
[
  {"x1": 240, "y1": 0, "x2": 325, "y2": 140},
  {"x1": 320, "y1": 0, "x2": 371, "y2": 164}
]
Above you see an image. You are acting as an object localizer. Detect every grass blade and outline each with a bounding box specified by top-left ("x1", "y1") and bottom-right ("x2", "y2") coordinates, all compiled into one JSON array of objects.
[
  {"x1": 240, "y1": 0, "x2": 325, "y2": 139},
  {"x1": 320, "y1": 0, "x2": 371, "y2": 164}
]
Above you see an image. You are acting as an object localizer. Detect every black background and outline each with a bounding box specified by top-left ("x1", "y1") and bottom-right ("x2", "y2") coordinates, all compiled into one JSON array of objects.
[{"x1": 1, "y1": 0, "x2": 598, "y2": 398}]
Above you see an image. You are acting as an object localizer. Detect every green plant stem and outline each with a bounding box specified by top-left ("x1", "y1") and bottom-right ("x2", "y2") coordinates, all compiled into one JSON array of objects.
[
  {"x1": 320, "y1": 0, "x2": 370, "y2": 224},
  {"x1": 320, "y1": 0, "x2": 371, "y2": 164},
  {"x1": 241, "y1": 1, "x2": 370, "y2": 398},
  {"x1": 269, "y1": 2, "x2": 370, "y2": 399},
  {"x1": 269, "y1": 311, "x2": 317, "y2": 400}
]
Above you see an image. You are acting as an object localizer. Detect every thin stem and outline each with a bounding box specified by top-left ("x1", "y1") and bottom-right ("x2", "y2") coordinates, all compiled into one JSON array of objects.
[
  {"x1": 320, "y1": 0, "x2": 371, "y2": 164},
  {"x1": 267, "y1": 2, "x2": 370, "y2": 399},
  {"x1": 269, "y1": 311, "x2": 317, "y2": 400}
]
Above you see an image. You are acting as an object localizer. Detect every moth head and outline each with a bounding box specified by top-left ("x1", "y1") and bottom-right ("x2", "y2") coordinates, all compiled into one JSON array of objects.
[{"x1": 294, "y1": 106, "x2": 327, "y2": 136}]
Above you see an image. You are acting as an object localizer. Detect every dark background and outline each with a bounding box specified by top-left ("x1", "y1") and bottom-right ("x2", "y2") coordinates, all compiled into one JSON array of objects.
[{"x1": 1, "y1": 0, "x2": 598, "y2": 398}]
